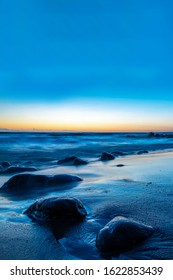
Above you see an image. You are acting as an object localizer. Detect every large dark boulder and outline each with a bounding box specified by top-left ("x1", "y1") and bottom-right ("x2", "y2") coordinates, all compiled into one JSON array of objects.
[
  {"x1": 96, "y1": 216, "x2": 154, "y2": 252},
  {"x1": 24, "y1": 197, "x2": 87, "y2": 222},
  {"x1": 57, "y1": 156, "x2": 88, "y2": 166},
  {"x1": 0, "y1": 166, "x2": 37, "y2": 174},
  {"x1": 100, "y1": 152, "x2": 115, "y2": 161},
  {"x1": 73, "y1": 158, "x2": 88, "y2": 166},
  {"x1": 48, "y1": 174, "x2": 83, "y2": 184},
  {"x1": 1, "y1": 173, "x2": 82, "y2": 192}
]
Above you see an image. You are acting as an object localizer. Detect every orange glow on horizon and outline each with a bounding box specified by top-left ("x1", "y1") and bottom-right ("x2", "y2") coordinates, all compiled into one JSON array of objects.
[
  {"x1": 1, "y1": 119, "x2": 173, "y2": 132},
  {"x1": 1, "y1": 101, "x2": 173, "y2": 132}
]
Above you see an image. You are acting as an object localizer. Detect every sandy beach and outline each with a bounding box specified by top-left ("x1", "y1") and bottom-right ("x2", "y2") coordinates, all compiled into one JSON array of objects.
[{"x1": 0, "y1": 132, "x2": 173, "y2": 259}]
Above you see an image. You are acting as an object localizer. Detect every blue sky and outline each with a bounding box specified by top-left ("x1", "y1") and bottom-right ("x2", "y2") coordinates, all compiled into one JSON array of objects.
[{"x1": 0, "y1": 0, "x2": 173, "y2": 130}]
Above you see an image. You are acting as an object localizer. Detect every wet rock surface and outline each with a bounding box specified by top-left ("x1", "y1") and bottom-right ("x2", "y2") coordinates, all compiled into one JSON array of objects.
[
  {"x1": 96, "y1": 216, "x2": 154, "y2": 253},
  {"x1": 57, "y1": 156, "x2": 88, "y2": 166},
  {"x1": 116, "y1": 164, "x2": 124, "y2": 167},
  {"x1": 1, "y1": 173, "x2": 82, "y2": 192},
  {"x1": 24, "y1": 197, "x2": 87, "y2": 222},
  {"x1": 100, "y1": 152, "x2": 115, "y2": 161},
  {"x1": 0, "y1": 166, "x2": 37, "y2": 174}
]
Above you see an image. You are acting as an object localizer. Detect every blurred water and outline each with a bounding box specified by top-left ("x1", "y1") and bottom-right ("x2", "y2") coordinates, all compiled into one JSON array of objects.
[{"x1": 1, "y1": 132, "x2": 173, "y2": 153}]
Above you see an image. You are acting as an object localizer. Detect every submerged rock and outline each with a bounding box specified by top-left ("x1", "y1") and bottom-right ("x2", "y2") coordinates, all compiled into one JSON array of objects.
[
  {"x1": 147, "y1": 132, "x2": 160, "y2": 138},
  {"x1": 147, "y1": 132, "x2": 173, "y2": 139},
  {"x1": 57, "y1": 156, "x2": 88, "y2": 166},
  {"x1": 1, "y1": 161, "x2": 10, "y2": 168},
  {"x1": 0, "y1": 166, "x2": 37, "y2": 174},
  {"x1": 96, "y1": 216, "x2": 154, "y2": 253},
  {"x1": 1, "y1": 173, "x2": 82, "y2": 192},
  {"x1": 100, "y1": 152, "x2": 115, "y2": 161},
  {"x1": 24, "y1": 197, "x2": 87, "y2": 222},
  {"x1": 137, "y1": 150, "x2": 148, "y2": 155},
  {"x1": 116, "y1": 164, "x2": 124, "y2": 167}
]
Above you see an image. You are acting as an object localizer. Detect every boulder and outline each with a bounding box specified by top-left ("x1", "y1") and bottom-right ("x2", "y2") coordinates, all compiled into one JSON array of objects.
[
  {"x1": 1, "y1": 173, "x2": 82, "y2": 192},
  {"x1": 0, "y1": 166, "x2": 37, "y2": 174},
  {"x1": 48, "y1": 174, "x2": 83, "y2": 184},
  {"x1": 58, "y1": 156, "x2": 77, "y2": 164},
  {"x1": 24, "y1": 197, "x2": 87, "y2": 222},
  {"x1": 57, "y1": 156, "x2": 88, "y2": 166},
  {"x1": 73, "y1": 158, "x2": 88, "y2": 165},
  {"x1": 100, "y1": 152, "x2": 115, "y2": 161},
  {"x1": 96, "y1": 216, "x2": 154, "y2": 252}
]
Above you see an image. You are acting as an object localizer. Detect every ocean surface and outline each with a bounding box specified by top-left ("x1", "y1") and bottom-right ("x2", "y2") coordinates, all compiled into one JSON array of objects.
[
  {"x1": 1, "y1": 132, "x2": 173, "y2": 259},
  {"x1": 1, "y1": 131, "x2": 173, "y2": 154}
]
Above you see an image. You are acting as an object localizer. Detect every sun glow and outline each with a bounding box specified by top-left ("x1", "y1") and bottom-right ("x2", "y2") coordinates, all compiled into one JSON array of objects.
[{"x1": 1, "y1": 99, "x2": 173, "y2": 132}]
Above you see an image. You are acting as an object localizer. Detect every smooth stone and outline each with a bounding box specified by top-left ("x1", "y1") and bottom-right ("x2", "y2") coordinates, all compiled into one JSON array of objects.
[
  {"x1": 1, "y1": 173, "x2": 82, "y2": 192},
  {"x1": 57, "y1": 156, "x2": 88, "y2": 166},
  {"x1": 1, "y1": 161, "x2": 10, "y2": 168},
  {"x1": 58, "y1": 156, "x2": 77, "y2": 164},
  {"x1": 24, "y1": 197, "x2": 87, "y2": 222},
  {"x1": 49, "y1": 174, "x2": 83, "y2": 184},
  {"x1": 73, "y1": 158, "x2": 88, "y2": 165},
  {"x1": 137, "y1": 150, "x2": 148, "y2": 155},
  {"x1": 100, "y1": 152, "x2": 115, "y2": 161},
  {"x1": 0, "y1": 166, "x2": 37, "y2": 174},
  {"x1": 96, "y1": 216, "x2": 154, "y2": 253}
]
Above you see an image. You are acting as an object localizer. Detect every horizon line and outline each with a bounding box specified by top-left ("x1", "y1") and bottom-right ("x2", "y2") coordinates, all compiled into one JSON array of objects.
[{"x1": 1, "y1": 129, "x2": 173, "y2": 133}]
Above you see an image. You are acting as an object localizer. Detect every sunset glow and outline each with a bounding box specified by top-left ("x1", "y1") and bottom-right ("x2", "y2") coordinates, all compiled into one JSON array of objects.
[{"x1": 1, "y1": 98, "x2": 173, "y2": 132}]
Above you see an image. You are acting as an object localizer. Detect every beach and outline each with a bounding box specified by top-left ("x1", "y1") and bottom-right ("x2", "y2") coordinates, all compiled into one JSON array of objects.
[{"x1": 0, "y1": 132, "x2": 173, "y2": 259}]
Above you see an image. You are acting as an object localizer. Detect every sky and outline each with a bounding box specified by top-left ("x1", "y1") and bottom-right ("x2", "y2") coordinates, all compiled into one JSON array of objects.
[{"x1": 0, "y1": 0, "x2": 173, "y2": 131}]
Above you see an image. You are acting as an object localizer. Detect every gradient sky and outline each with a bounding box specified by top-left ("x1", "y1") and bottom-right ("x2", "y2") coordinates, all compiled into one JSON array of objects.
[{"x1": 0, "y1": 0, "x2": 173, "y2": 131}]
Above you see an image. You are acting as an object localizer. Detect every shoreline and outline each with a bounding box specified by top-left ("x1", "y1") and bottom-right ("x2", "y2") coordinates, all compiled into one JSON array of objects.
[{"x1": 1, "y1": 149, "x2": 173, "y2": 259}]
